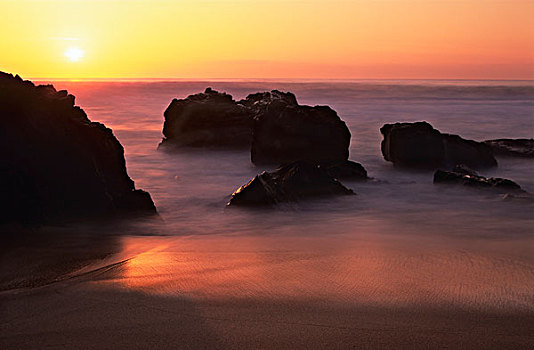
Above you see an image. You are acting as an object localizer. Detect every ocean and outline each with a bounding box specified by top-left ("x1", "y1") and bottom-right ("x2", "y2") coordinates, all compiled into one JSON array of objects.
[{"x1": 45, "y1": 80, "x2": 534, "y2": 237}]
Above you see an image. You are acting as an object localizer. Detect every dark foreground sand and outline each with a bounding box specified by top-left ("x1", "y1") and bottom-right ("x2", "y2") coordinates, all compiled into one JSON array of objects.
[
  {"x1": 1, "y1": 229, "x2": 533, "y2": 349},
  {"x1": 2, "y1": 285, "x2": 533, "y2": 350}
]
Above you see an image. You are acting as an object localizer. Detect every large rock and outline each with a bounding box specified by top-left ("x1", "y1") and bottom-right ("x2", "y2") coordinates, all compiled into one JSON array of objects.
[
  {"x1": 433, "y1": 165, "x2": 523, "y2": 192},
  {"x1": 160, "y1": 89, "x2": 351, "y2": 165},
  {"x1": 228, "y1": 161, "x2": 354, "y2": 206},
  {"x1": 483, "y1": 138, "x2": 534, "y2": 158},
  {"x1": 160, "y1": 88, "x2": 253, "y2": 148},
  {"x1": 0, "y1": 72, "x2": 156, "y2": 224},
  {"x1": 249, "y1": 91, "x2": 351, "y2": 165},
  {"x1": 380, "y1": 121, "x2": 497, "y2": 169}
]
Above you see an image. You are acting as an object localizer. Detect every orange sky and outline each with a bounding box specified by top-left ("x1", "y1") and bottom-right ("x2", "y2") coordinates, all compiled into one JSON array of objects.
[{"x1": 1, "y1": 0, "x2": 533, "y2": 80}]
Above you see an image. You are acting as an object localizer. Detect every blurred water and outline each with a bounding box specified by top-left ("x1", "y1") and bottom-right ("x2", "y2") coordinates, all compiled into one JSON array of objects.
[{"x1": 42, "y1": 80, "x2": 534, "y2": 241}]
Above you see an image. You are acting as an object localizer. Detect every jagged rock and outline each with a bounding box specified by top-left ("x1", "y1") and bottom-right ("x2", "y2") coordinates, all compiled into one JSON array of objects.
[
  {"x1": 447, "y1": 164, "x2": 479, "y2": 176},
  {"x1": 320, "y1": 161, "x2": 368, "y2": 181},
  {"x1": 228, "y1": 161, "x2": 354, "y2": 206},
  {"x1": 240, "y1": 90, "x2": 298, "y2": 111},
  {"x1": 483, "y1": 138, "x2": 534, "y2": 158},
  {"x1": 0, "y1": 72, "x2": 156, "y2": 224},
  {"x1": 160, "y1": 89, "x2": 351, "y2": 165},
  {"x1": 433, "y1": 165, "x2": 523, "y2": 192},
  {"x1": 380, "y1": 121, "x2": 497, "y2": 169},
  {"x1": 160, "y1": 88, "x2": 253, "y2": 148}
]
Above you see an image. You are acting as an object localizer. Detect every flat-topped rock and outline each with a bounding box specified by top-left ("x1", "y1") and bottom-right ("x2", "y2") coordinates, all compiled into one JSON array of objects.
[
  {"x1": 483, "y1": 138, "x2": 534, "y2": 158},
  {"x1": 0, "y1": 72, "x2": 156, "y2": 224},
  {"x1": 380, "y1": 121, "x2": 497, "y2": 170},
  {"x1": 227, "y1": 161, "x2": 354, "y2": 206}
]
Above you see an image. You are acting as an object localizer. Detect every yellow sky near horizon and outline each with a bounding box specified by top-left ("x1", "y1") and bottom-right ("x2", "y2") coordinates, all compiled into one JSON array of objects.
[{"x1": 1, "y1": 0, "x2": 533, "y2": 80}]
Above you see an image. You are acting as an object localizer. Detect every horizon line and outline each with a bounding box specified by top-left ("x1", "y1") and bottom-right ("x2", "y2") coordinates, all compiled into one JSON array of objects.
[{"x1": 30, "y1": 77, "x2": 534, "y2": 83}]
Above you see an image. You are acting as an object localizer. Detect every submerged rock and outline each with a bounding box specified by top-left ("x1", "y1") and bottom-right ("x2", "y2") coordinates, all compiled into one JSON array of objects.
[
  {"x1": 160, "y1": 88, "x2": 253, "y2": 148},
  {"x1": 228, "y1": 161, "x2": 354, "y2": 206},
  {"x1": 160, "y1": 89, "x2": 351, "y2": 165},
  {"x1": 501, "y1": 193, "x2": 534, "y2": 203},
  {"x1": 433, "y1": 165, "x2": 523, "y2": 192},
  {"x1": 0, "y1": 72, "x2": 156, "y2": 224},
  {"x1": 380, "y1": 121, "x2": 497, "y2": 170},
  {"x1": 483, "y1": 138, "x2": 534, "y2": 158}
]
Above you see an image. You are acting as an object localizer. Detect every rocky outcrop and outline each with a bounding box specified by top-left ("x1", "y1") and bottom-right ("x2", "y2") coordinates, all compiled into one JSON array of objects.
[
  {"x1": 0, "y1": 72, "x2": 156, "y2": 224},
  {"x1": 433, "y1": 165, "x2": 523, "y2": 192},
  {"x1": 227, "y1": 161, "x2": 354, "y2": 206},
  {"x1": 160, "y1": 89, "x2": 351, "y2": 165},
  {"x1": 483, "y1": 138, "x2": 534, "y2": 158},
  {"x1": 248, "y1": 91, "x2": 350, "y2": 165},
  {"x1": 380, "y1": 121, "x2": 497, "y2": 169},
  {"x1": 160, "y1": 88, "x2": 252, "y2": 148}
]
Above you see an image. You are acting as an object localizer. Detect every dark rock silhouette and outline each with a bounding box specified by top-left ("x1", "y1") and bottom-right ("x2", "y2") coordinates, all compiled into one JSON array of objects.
[
  {"x1": 0, "y1": 72, "x2": 156, "y2": 224},
  {"x1": 240, "y1": 90, "x2": 298, "y2": 111},
  {"x1": 160, "y1": 89, "x2": 351, "y2": 165},
  {"x1": 160, "y1": 88, "x2": 252, "y2": 148},
  {"x1": 249, "y1": 91, "x2": 350, "y2": 165},
  {"x1": 433, "y1": 165, "x2": 523, "y2": 191},
  {"x1": 380, "y1": 121, "x2": 497, "y2": 169},
  {"x1": 483, "y1": 138, "x2": 534, "y2": 158},
  {"x1": 320, "y1": 161, "x2": 368, "y2": 181},
  {"x1": 227, "y1": 161, "x2": 354, "y2": 206}
]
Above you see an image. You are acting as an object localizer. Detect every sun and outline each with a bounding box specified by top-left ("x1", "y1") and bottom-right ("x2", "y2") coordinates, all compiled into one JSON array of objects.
[{"x1": 64, "y1": 47, "x2": 84, "y2": 62}]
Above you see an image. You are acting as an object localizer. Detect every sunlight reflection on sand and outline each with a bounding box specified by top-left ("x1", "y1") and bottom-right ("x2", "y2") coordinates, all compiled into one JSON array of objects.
[{"x1": 98, "y1": 234, "x2": 534, "y2": 312}]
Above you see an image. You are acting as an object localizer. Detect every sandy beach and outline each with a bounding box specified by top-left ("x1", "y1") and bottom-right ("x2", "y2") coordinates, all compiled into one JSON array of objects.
[{"x1": 2, "y1": 226, "x2": 533, "y2": 349}]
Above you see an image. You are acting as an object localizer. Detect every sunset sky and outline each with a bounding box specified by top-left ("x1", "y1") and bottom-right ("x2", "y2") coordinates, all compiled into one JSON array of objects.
[{"x1": 1, "y1": 0, "x2": 533, "y2": 80}]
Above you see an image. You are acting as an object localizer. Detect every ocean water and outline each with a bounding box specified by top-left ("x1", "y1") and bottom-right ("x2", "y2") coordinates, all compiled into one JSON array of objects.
[
  {"x1": 45, "y1": 80, "x2": 534, "y2": 236},
  {"x1": 32, "y1": 80, "x2": 534, "y2": 311}
]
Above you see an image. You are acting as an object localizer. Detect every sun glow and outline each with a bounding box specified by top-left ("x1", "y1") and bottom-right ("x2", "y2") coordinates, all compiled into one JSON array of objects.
[
  {"x1": 64, "y1": 47, "x2": 84, "y2": 62},
  {"x1": 1, "y1": 0, "x2": 532, "y2": 79}
]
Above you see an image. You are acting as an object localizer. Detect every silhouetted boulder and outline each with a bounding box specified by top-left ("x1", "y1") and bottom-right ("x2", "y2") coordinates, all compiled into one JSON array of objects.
[
  {"x1": 228, "y1": 161, "x2": 354, "y2": 206},
  {"x1": 0, "y1": 72, "x2": 156, "y2": 224},
  {"x1": 160, "y1": 89, "x2": 351, "y2": 165},
  {"x1": 249, "y1": 92, "x2": 350, "y2": 164},
  {"x1": 160, "y1": 88, "x2": 253, "y2": 148},
  {"x1": 320, "y1": 161, "x2": 368, "y2": 181},
  {"x1": 380, "y1": 121, "x2": 497, "y2": 169},
  {"x1": 483, "y1": 138, "x2": 534, "y2": 158},
  {"x1": 433, "y1": 165, "x2": 523, "y2": 192}
]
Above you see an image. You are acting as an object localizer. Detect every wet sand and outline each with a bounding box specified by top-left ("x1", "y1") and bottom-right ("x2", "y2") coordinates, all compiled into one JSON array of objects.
[{"x1": 1, "y1": 230, "x2": 533, "y2": 349}]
